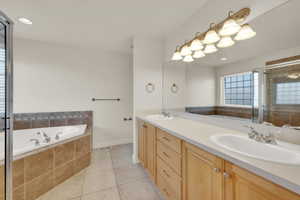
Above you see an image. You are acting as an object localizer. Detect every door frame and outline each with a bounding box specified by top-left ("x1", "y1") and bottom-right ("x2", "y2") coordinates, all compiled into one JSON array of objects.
[{"x1": 0, "y1": 10, "x2": 14, "y2": 200}]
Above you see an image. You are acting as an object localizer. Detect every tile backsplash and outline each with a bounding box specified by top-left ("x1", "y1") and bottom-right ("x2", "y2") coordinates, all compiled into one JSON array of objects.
[{"x1": 12, "y1": 111, "x2": 93, "y2": 131}]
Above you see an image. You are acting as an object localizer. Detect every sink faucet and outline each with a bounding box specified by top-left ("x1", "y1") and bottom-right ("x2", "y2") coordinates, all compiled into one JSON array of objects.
[
  {"x1": 245, "y1": 125, "x2": 277, "y2": 145},
  {"x1": 162, "y1": 111, "x2": 171, "y2": 118},
  {"x1": 37, "y1": 131, "x2": 51, "y2": 143}
]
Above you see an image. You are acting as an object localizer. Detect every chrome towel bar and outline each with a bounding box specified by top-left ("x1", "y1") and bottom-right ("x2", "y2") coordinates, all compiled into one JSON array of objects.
[{"x1": 92, "y1": 98, "x2": 120, "y2": 101}]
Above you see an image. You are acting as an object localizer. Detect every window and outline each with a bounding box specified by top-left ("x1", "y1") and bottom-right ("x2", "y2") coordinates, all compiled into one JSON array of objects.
[
  {"x1": 0, "y1": 48, "x2": 4, "y2": 114},
  {"x1": 222, "y1": 72, "x2": 258, "y2": 106},
  {"x1": 276, "y1": 82, "x2": 300, "y2": 105}
]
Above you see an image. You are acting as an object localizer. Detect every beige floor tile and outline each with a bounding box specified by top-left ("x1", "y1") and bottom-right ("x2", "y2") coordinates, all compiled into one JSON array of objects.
[
  {"x1": 114, "y1": 164, "x2": 147, "y2": 185},
  {"x1": 118, "y1": 178, "x2": 161, "y2": 200},
  {"x1": 81, "y1": 187, "x2": 120, "y2": 200},
  {"x1": 111, "y1": 144, "x2": 132, "y2": 156},
  {"x1": 85, "y1": 149, "x2": 113, "y2": 174},
  {"x1": 38, "y1": 171, "x2": 85, "y2": 200},
  {"x1": 82, "y1": 169, "x2": 116, "y2": 195}
]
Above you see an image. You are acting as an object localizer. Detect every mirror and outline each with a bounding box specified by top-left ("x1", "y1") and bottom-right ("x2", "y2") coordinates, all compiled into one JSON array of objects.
[{"x1": 163, "y1": 1, "x2": 300, "y2": 128}]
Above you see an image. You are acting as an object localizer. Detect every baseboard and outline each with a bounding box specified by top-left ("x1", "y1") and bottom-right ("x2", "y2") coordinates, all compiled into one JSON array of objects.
[{"x1": 132, "y1": 153, "x2": 139, "y2": 164}]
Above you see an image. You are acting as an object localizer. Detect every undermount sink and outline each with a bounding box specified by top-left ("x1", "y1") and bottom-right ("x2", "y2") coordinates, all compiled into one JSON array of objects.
[
  {"x1": 210, "y1": 134, "x2": 300, "y2": 165},
  {"x1": 146, "y1": 114, "x2": 174, "y2": 120}
]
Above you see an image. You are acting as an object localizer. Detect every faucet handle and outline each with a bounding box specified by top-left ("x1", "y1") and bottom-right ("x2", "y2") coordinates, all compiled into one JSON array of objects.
[{"x1": 263, "y1": 133, "x2": 277, "y2": 145}]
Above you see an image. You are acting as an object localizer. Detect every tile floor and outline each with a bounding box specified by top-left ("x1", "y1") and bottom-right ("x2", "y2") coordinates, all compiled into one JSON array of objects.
[{"x1": 37, "y1": 143, "x2": 163, "y2": 200}]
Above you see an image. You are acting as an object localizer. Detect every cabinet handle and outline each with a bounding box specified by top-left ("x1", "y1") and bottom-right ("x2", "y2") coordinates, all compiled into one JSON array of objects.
[
  {"x1": 213, "y1": 168, "x2": 220, "y2": 173},
  {"x1": 163, "y1": 169, "x2": 170, "y2": 177},
  {"x1": 162, "y1": 152, "x2": 170, "y2": 158},
  {"x1": 223, "y1": 172, "x2": 230, "y2": 179},
  {"x1": 162, "y1": 136, "x2": 170, "y2": 141},
  {"x1": 163, "y1": 188, "x2": 169, "y2": 197}
]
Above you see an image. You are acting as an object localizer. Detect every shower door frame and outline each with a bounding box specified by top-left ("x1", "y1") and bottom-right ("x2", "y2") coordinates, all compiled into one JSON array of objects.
[{"x1": 0, "y1": 10, "x2": 14, "y2": 200}]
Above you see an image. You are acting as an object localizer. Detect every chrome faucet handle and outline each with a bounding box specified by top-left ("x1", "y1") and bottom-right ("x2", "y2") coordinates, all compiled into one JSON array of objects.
[
  {"x1": 244, "y1": 125, "x2": 258, "y2": 139},
  {"x1": 41, "y1": 131, "x2": 51, "y2": 143},
  {"x1": 55, "y1": 132, "x2": 63, "y2": 140},
  {"x1": 263, "y1": 133, "x2": 277, "y2": 145},
  {"x1": 30, "y1": 138, "x2": 40, "y2": 146}
]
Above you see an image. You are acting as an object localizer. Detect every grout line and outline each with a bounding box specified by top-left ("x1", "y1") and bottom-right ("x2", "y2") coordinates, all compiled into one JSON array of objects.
[{"x1": 109, "y1": 148, "x2": 123, "y2": 200}]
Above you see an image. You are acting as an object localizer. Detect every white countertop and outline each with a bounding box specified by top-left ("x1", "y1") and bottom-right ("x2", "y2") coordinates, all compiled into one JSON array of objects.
[{"x1": 136, "y1": 113, "x2": 300, "y2": 195}]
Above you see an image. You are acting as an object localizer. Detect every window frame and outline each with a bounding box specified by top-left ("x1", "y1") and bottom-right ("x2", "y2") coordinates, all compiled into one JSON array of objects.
[
  {"x1": 273, "y1": 80, "x2": 300, "y2": 106},
  {"x1": 220, "y1": 71, "x2": 254, "y2": 108}
]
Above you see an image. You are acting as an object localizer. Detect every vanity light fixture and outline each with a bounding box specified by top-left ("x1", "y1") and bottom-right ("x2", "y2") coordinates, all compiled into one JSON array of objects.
[
  {"x1": 190, "y1": 38, "x2": 203, "y2": 51},
  {"x1": 219, "y1": 12, "x2": 241, "y2": 36},
  {"x1": 183, "y1": 55, "x2": 194, "y2": 62},
  {"x1": 203, "y1": 23, "x2": 220, "y2": 44},
  {"x1": 180, "y1": 44, "x2": 192, "y2": 56},
  {"x1": 204, "y1": 44, "x2": 218, "y2": 54},
  {"x1": 18, "y1": 17, "x2": 33, "y2": 25},
  {"x1": 193, "y1": 50, "x2": 205, "y2": 59},
  {"x1": 235, "y1": 24, "x2": 256, "y2": 41},
  {"x1": 171, "y1": 8, "x2": 255, "y2": 63},
  {"x1": 217, "y1": 36, "x2": 235, "y2": 48},
  {"x1": 171, "y1": 46, "x2": 183, "y2": 61}
]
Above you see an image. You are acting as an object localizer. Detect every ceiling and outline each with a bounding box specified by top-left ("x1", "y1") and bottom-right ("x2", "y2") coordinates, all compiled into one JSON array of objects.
[{"x1": 1, "y1": 0, "x2": 209, "y2": 54}]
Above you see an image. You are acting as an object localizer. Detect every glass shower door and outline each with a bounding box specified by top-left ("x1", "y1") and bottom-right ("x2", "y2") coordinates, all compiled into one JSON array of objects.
[{"x1": 0, "y1": 11, "x2": 14, "y2": 200}]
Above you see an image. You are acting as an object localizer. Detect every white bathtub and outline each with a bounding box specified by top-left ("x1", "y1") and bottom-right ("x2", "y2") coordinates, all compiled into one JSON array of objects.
[{"x1": 0, "y1": 124, "x2": 87, "y2": 160}]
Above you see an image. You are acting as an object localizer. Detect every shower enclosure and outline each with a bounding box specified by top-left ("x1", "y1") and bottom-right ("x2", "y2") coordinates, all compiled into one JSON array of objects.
[{"x1": 0, "y1": 10, "x2": 14, "y2": 200}]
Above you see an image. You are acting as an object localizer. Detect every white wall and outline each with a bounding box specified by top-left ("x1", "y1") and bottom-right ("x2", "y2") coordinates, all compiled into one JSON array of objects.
[
  {"x1": 132, "y1": 37, "x2": 164, "y2": 162},
  {"x1": 186, "y1": 64, "x2": 216, "y2": 107},
  {"x1": 215, "y1": 45, "x2": 300, "y2": 105},
  {"x1": 14, "y1": 38, "x2": 133, "y2": 149},
  {"x1": 163, "y1": 62, "x2": 186, "y2": 111}
]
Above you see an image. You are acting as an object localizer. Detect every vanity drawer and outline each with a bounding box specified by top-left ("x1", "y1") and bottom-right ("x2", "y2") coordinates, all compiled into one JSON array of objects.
[
  {"x1": 157, "y1": 156, "x2": 181, "y2": 198},
  {"x1": 157, "y1": 128, "x2": 182, "y2": 154},
  {"x1": 157, "y1": 173, "x2": 180, "y2": 200},
  {"x1": 157, "y1": 141, "x2": 181, "y2": 176}
]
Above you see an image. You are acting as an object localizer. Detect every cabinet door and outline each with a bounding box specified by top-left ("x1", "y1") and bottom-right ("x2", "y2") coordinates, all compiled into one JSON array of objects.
[
  {"x1": 138, "y1": 121, "x2": 147, "y2": 168},
  {"x1": 146, "y1": 123, "x2": 156, "y2": 182},
  {"x1": 182, "y1": 142, "x2": 223, "y2": 200},
  {"x1": 224, "y1": 162, "x2": 300, "y2": 200}
]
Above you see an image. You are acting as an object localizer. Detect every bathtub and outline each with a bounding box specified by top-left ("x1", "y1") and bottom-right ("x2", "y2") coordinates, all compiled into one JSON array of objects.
[{"x1": 0, "y1": 124, "x2": 87, "y2": 160}]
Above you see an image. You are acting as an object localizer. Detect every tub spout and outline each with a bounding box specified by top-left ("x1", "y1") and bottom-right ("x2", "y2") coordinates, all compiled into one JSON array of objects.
[{"x1": 37, "y1": 131, "x2": 51, "y2": 143}]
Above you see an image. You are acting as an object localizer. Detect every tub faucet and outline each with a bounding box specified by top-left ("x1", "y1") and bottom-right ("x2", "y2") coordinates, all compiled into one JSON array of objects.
[
  {"x1": 30, "y1": 139, "x2": 40, "y2": 146},
  {"x1": 37, "y1": 131, "x2": 51, "y2": 143}
]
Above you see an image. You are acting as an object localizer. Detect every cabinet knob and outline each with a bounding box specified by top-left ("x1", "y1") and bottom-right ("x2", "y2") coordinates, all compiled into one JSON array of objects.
[
  {"x1": 213, "y1": 168, "x2": 220, "y2": 173},
  {"x1": 223, "y1": 172, "x2": 230, "y2": 179}
]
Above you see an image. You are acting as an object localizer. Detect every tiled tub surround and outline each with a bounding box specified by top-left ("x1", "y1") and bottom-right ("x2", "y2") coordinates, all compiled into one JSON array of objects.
[
  {"x1": 13, "y1": 111, "x2": 93, "y2": 131},
  {"x1": 0, "y1": 111, "x2": 93, "y2": 200},
  {"x1": 186, "y1": 106, "x2": 252, "y2": 119},
  {"x1": 0, "y1": 134, "x2": 91, "y2": 200}
]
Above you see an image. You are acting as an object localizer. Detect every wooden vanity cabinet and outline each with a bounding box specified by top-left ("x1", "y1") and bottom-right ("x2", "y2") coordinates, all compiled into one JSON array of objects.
[
  {"x1": 138, "y1": 120, "x2": 147, "y2": 168},
  {"x1": 137, "y1": 120, "x2": 156, "y2": 181},
  {"x1": 182, "y1": 142, "x2": 223, "y2": 200},
  {"x1": 224, "y1": 162, "x2": 300, "y2": 200},
  {"x1": 146, "y1": 123, "x2": 157, "y2": 182},
  {"x1": 137, "y1": 120, "x2": 300, "y2": 200}
]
